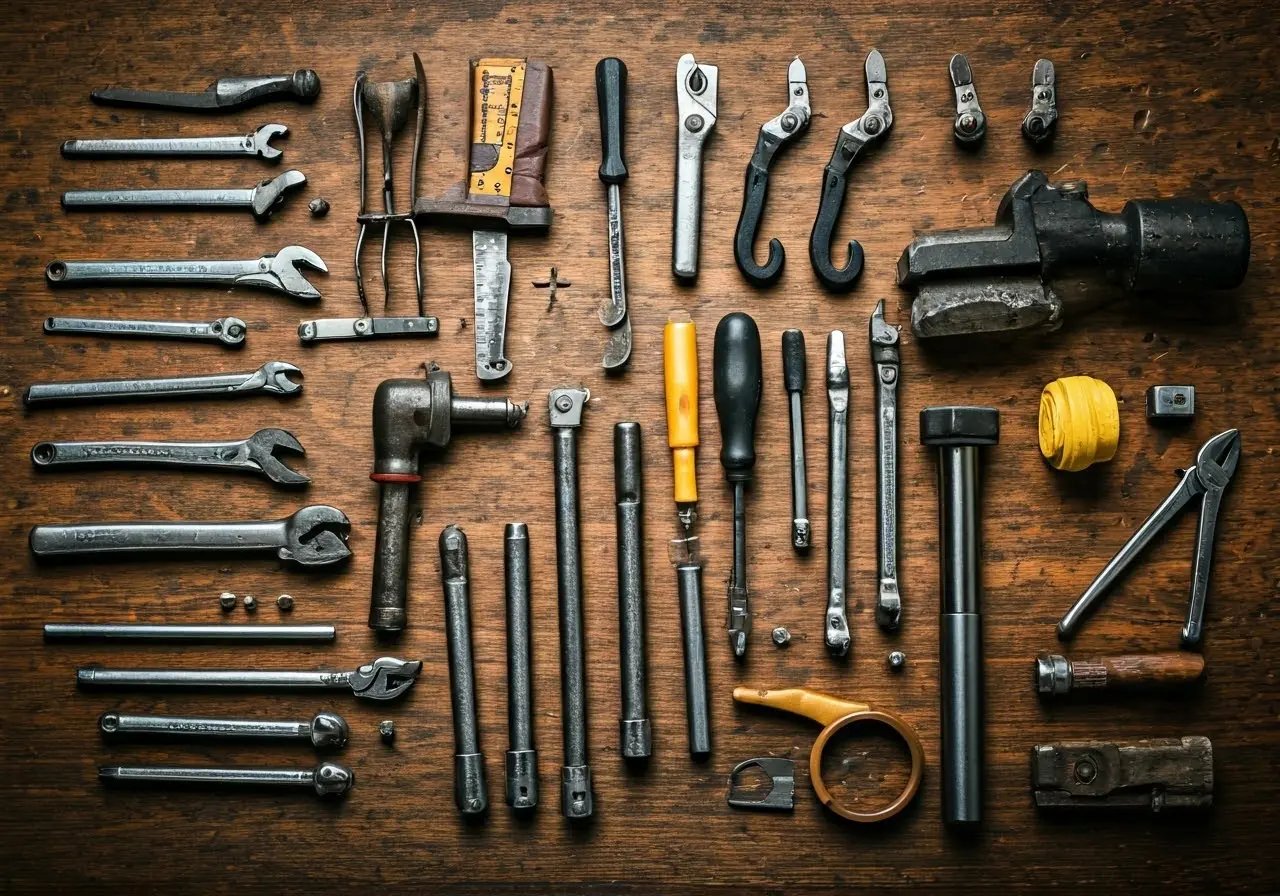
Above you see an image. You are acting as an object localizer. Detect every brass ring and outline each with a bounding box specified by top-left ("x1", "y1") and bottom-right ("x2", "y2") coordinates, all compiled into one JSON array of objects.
[{"x1": 809, "y1": 709, "x2": 925, "y2": 823}]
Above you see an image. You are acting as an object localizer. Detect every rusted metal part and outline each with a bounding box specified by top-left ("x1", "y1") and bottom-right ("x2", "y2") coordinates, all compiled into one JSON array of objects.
[{"x1": 1031, "y1": 736, "x2": 1213, "y2": 811}]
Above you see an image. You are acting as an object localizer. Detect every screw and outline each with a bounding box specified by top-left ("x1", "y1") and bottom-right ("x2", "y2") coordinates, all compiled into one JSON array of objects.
[
  {"x1": 771, "y1": 626, "x2": 791, "y2": 646},
  {"x1": 781, "y1": 112, "x2": 798, "y2": 133},
  {"x1": 379, "y1": 720, "x2": 396, "y2": 742},
  {"x1": 864, "y1": 116, "x2": 883, "y2": 136},
  {"x1": 308, "y1": 197, "x2": 330, "y2": 217},
  {"x1": 887, "y1": 650, "x2": 906, "y2": 670},
  {"x1": 219, "y1": 592, "x2": 236, "y2": 612},
  {"x1": 242, "y1": 595, "x2": 257, "y2": 612},
  {"x1": 1075, "y1": 759, "x2": 1097, "y2": 783},
  {"x1": 686, "y1": 114, "x2": 704, "y2": 133},
  {"x1": 958, "y1": 114, "x2": 977, "y2": 133},
  {"x1": 276, "y1": 594, "x2": 295, "y2": 612},
  {"x1": 554, "y1": 395, "x2": 573, "y2": 412}
]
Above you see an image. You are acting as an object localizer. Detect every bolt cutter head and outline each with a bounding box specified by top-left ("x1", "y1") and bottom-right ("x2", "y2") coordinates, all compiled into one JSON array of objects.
[
  {"x1": 1194, "y1": 429, "x2": 1241, "y2": 490},
  {"x1": 243, "y1": 428, "x2": 310, "y2": 487},
  {"x1": 349, "y1": 657, "x2": 423, "y2": 701},
  {"x1": 248, "y1": 123, "x2": 289, "y2": 161}
]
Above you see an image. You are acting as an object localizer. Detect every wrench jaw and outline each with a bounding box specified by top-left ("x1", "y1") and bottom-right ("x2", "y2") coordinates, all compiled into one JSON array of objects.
[
  {"x1": 250, "y1": 170, "x2": 307, "y2": 220},
  {"x1": 239, "y1": 246, "x2": 328, "y2": 301},
  {"x1": 280, "y1": 506, "x2": 351, "y2": 568},
  {"x1": 251, "y1": 124, "x2": 290, "y2": 161},
  {"x1": 244, "y1": 428, "x2": 310, "y2": 487},
  {"x1": 239, "y1": 361, "x2": 304, "y2": 396},
  {"x1": 349, "y1": 657, "x2": 423, "y2": 701}
]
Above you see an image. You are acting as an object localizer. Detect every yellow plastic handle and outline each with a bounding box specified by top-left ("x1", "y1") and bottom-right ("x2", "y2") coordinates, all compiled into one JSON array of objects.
[
  {"x1": 664, "y1": 313, "x2": 699, "y2": 505},
  {"x1": 732, "y1": 687, "x2": 870, "y2": 728}
]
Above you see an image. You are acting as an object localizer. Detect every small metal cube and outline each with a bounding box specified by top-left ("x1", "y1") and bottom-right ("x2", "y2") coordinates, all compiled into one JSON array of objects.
[{"x1": 1146, "y1": 385, "x2": 1195, "y2": 421}]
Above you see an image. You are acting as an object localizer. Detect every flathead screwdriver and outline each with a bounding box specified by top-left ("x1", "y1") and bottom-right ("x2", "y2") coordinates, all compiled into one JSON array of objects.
[{"x1": 713, "y1": 312, "x2": 763, "y2": 658}]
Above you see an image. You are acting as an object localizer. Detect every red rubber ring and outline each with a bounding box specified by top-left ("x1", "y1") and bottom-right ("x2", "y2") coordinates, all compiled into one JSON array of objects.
[{"x1": 370, "y1": 473, "x2": 421, "y2": 483}]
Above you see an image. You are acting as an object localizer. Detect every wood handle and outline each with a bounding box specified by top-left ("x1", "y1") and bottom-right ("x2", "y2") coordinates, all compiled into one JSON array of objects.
[{"x1": 1072, "y1": 653, "x2": 1206, "y2": 690}]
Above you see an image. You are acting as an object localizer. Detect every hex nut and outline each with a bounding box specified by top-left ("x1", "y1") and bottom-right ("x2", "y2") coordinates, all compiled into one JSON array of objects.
[
  {"x1": 887, "y1": 650, "x2": 907, "y2": 670},
  {"x1": 771, "y1": 626, "x2": 792, "y2": 646},
  {"x1": 379, "y1": 720, "x2": 396, "y2": 742},
  {"x1": 242, "y1": 595, "x2": 257, "y2": 612},
  {"x1": 276, "y1": 594, "x2": 295, "y2": 612},
  {"x1": 219, "y1": 592, "x2": 236, "y2": 612}
]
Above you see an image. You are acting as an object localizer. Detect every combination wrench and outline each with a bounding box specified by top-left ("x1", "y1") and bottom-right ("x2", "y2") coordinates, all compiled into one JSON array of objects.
[
  {"x1": 99, "y1": 710, "x2": 349, "y2": 749},
  {"x1": 61, "y1": 124, "x2": 289, "y2": 161},
  {"x1": 24, "y1": 361, "x2": 302, "y2": 407},
  {"x1": 825, "y1": 331, "x2": 851, "y2": 656},
  {"x1": 870, "y1": 300, "x2": 902, "y2": 631},
  {"x1": 44, "y1": 315, "x2": 246, "y2": 347},
  {"x1": 61, "y1": 170, "x2": 306, "y2": 222}
]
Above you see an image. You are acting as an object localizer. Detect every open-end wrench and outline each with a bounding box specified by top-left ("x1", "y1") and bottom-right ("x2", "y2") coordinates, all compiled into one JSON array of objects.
[
  {"x1": 825, "y1": 331, "x2": 851, "y2": 657},
  {"x1": 31, "y1": 428, "x2": 308, "y2": 487},
  {"x1": 61, "y1": 124, "x2": 289, "y2": 161},
  {"x1": 91, "y1": 70, "x2": 321, "y2": 113},
  {"x1": 62, "y1": 170, "x2": 306, "y2": 222},
  {"x1": 45, "y1": 245, "x2": 327, "y2": 301},
  {"x1": 30, "y1": 504, "x2": 350, "y2": 568},
  {"x1": 870, "y1": 301, "x2": 902, "y2": 631},
  {"x1": 24, "y1": 361, "x2": 302, "y2": 407},
  {"x1": 44, "y1": 316, "x2": 246, "y2": 347},
  {"x1": 78, "y1": 656, "x2": 421, "y2": 701},
  {"x1": 100, "y1": 762, "x2": 353, "y2": 798},
  {"x1": 99, "y1": 710, "x2": 349, "y2": 749}
]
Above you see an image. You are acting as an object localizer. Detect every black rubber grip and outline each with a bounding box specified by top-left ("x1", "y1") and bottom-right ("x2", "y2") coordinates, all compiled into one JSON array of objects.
[
  {"x1": 595, "y1": 58, "x2": 628, "y2": 184},
  {"x1": 781, "y1": 329, "x2": 805, "y2": 393},
  {"x1": 713, "y1": 313, "x2": 763, "y2": 479}
]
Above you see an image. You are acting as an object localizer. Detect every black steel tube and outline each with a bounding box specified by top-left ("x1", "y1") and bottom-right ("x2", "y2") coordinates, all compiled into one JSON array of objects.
[
  {"x1": 440, "y1": 525, "x2": 486, "y2": 816},
  {"x1": 504, "y1": 522, "x2": 536, "y2": 809},
  {"x1": 676, "y1": 562, "x2": 711, "y2": 757},
  {"x1": 614, "y1": 423, "x2": 651, "y2": 760},
  {"x1": 369, "y1": 482, "x2": 412, "y2": 632}
]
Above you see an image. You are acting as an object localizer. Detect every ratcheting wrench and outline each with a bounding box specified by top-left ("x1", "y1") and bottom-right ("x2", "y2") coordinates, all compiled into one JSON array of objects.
[
  {"x1": 44, "y1": 315, "x2": 246, "y2": 347},
  {"x1": 61, "y1": 170, "x2": 306, "y2": 222},
  {"x1": 44, "y1": 245, "x2": 327, "y2": 301},
  {"x1": 674, "y1": 53, "x2": 718, "y2": 282},
  {"x1": 91, "y1": 70, "x2": 321, "y2": 112},
  {"x1": 31, "y1": 427, "x2": 309, "y2": 488},
  {"x1": 30, "y1": 504, "x2": 351, "y2": 568},
  {"x1": 61, "y1": 124, "x2": 289, "y2": 161},
  {"x1": 99, "y1": 709, "x2": 349, "y2": 749},
  {"x1": 78, "y1": 656, "x2": 419, "y2": 701},
  {"x1": 23, "y1": 361, "x2": 302, "y2": 407},
  {"x1": 870, "y1": 301, "x2": 902, "y2": 631},
  {"x1": 825, "y1": 331, "x2": 851, "y2": 656}
]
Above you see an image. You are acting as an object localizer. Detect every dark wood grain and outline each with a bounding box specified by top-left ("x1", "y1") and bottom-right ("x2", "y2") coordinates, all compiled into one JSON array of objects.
[{"x1": 2, "y1": 0, "x2": 1278, "y2": 892}]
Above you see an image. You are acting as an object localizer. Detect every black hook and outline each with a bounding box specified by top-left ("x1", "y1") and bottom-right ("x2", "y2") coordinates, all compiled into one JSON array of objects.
[
  {"x1": 734, "y1": 160, "x2": 785, "y2": 287},
  {"x1": 808, "y1": 149, "x2": 865, "y2": 292}
]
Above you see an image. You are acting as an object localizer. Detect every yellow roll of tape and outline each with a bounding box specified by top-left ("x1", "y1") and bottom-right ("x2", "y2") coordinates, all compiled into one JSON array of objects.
[{"x1": 1039, "y1": 376, "x2": 1119, "y2": 472}]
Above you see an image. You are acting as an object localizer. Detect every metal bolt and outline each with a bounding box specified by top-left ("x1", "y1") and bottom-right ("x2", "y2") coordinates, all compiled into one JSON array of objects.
[
  {"x1": 771, "y1": 626, "x2": 791, "y2": 646},
  {"x1": 781, "y1": 112, "x2": 798, "y2": 133},
  {"x1": 276, "y1": 594, "x2": 295, "y2": 612},
  {"x1": 958, "y1": 114, "x2": 977, "y2": 133},
  {"x1": 888, "y1": 650, "x2": 906, "y2": 670},
  {"x1": 308, "y1": 197, "x2": 330, "y2": 217},
  {"x1": 379, "y1": 720, "x2": 396, "y2": 742},
  {"x1": 1075, "y1": 759, "x2": 1097, "y2": 784},
  {"x1": 554, "y1": 394, "x2": 573, "y2": 413},
  {"x1": 219, "y1": 592, "x2": 236, "y2": 612},
  {"x1": 686, "y1": 114, "x2": 704, "y2": 133},
  {"x1": 864, "y1": 116, "x2": 883, "y2": 136},
  {"x1": 242, "y1": 595, "x2": 257, "y2": 612}
]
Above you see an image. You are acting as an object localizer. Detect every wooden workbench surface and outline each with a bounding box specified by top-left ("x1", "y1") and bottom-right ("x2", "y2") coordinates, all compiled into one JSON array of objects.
[{"x1": 1, "y1": 1, "x2": 1277, "y2": 892}]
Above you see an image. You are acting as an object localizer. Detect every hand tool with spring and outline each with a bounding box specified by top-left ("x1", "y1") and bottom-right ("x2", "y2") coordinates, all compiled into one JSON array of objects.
[
  {"x1": 714, "y1": 313, "x2": 763, "y2": 658},
  {"x1": 922, "y1": 406, "x2": 999, "y2": 826},
  {"x1": 674, "y1": 53, "x2": 718, "y2": 282},
  {"x1": 809, "y1": 50, "x2": 892, "y2": 292},
  {"x1": 99, "y1": 710, "x2": 348, "y2": 749},
  {"x1": 44, "y1": 315, "x2": 246, "y2": 347},
  {"x1": 24, "y1": 360, "x2": 301, "y2": 407},
  {"x1": 439, "y1": 526, "x2": 488, "y2": 815},
  {"x1": 504, "y1": 523, "x2": 537, "y2": 809},
  {"x1": 733, "y1": 687, "x2": 925, "y2": 822},
  {"x1": 61, "y1": 123, "x2": 289, "y2": 161},
  {"x1": 78, "y1": 656, "x2": 421, "y2": 701},
  {"x1": 727, "y1": 757, "x2": 795, "y2": 811},
  {"x1": 948, "y1": 55, "x2": 986, "y2": 145},
  {"x1": 781, "y1": 330, "x2": 810, "y2": 550},
  {"x1": 614, "y1": 423, "x2": 651, "y2": 760},
  {"x1": 1057, "y1": 429, "x2": 1240, "y2": 647},
  {"x1": 1037, "y1": 652, "x2": 1206, "y2": 697},
  {"x1": 825, "y1": 331, "x2": 851, "y2": 656},
  {"x1": 91, "y1": 70, "x2": 321, "y2": 112},
  {"x1": 408, "y1": 59, "x2": 554, "y2": 381},
  {"x1": 870, "y1": 301, "x2": 902, "y2": 631},
  {"x1": 100, "y1": 762, "x2": 352, "y2": 798},
  {"x1": 1032, "y1": 737, "x2": 1213, "y2": 811},
  {"x1": 368, "y1": 368, "x2": 528, "y2": 633},
  {"x1": 45, "y1": 245, "x2": 328, "y2": 301},
  {"x1": 734, "y1": 57, "x2": 811, "y2": 287},
  {"x1": 663, "y1": 312, "x2": 710, "y2": 757},
  {"x1": 61, "y1": 170, "x2": 306, "y2": 222},
  {"x1": 45, "y1": 623, "x2": 334, "y2": 642},
  {"x1": 1021, "y1": 60, "x2": 1058, "y2": 145},
  {"x1": 31, "y1": 428, "x2": 308, "y2": 488},
  {"x1": 596, "y1": 58, "x2": 633, "y2": 370},
  {"x1": 1147, "y1": 385, "x2": 1195, "y2": 421},
  {"x1": 900, "y1": 171, "x2": 1250, "y2": 339},
  {"x1": 549, "y1": 386, "x2": 594, "y2": 817},
  {"x1": 31, "y1": 504, "x2": 350, "y2": 568}
]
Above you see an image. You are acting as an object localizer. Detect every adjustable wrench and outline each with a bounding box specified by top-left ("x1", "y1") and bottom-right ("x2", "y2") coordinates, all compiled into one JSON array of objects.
[
  {"x1": 44, "y1": 315, "x2": 246, "y2": 347},
  {"x1": 99, "y1": 709, "x2": 349, "y2": 749},
  {"x1": 674, "y1": 53, "x2": 718, "y2": 282},
  {"x1": 31, "y1": 428, "x2": 309, "y2": 488},
  {"x1": 24, "y1": 361, "x2": 302, "y2": 407},
  {"x1": 45, "y1": 245, "x2": 327, "y2": 301},
  {"x1": 870, "y1": 301, "x2": 902, "y2": 631},
  {"x1": 62, "y1": 123, "x2": 288, "y2": 162},
  {"x1": 78, "y1": 656, "x2": 421, "y2": 701},
  {"x1": 62, "y1": 170, "x2": 306, "y2": 222},
  {"x1": 825, "y1": 331, "x2": 851, "y2": 656},
  {"x1": 30, "y1": 504, "x2": 351, "y2": 568}
]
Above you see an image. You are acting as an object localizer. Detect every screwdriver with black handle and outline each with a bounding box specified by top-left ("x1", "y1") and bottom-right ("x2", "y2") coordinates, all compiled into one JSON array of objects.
[
  {"x1": 663, "y1": 312, "x2": 710, "y2": 756},
  {"x1": 714, "y1": 312, "x2": 763, "y2": 658},
  {"x1": 597, "y1": 58, "x2": 632, "y2": 370}
]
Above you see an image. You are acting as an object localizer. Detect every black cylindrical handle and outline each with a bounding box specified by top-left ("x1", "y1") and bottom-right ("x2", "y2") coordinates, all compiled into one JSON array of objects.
[
  {"x1": 1120, "y1": 199, "x2": 1250, "y2": 291},
  {"x1": 781, "y1": 328, "x2": 806, "y2": 393},
  {"x1": 713, "y1": 313, "x2": 763, "y2": 480},
  {"x1": 596, "y1": 58, "x2": 628, "y2": 184}
]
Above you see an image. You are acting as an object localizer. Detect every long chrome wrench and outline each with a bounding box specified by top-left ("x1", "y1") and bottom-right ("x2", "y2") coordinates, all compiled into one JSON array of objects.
[
  {"x1": 871, "y1": 300, "x2": 902, "y2": 631},
  {"x1": 61, "y1": 124, "x2": 289, "y2": 161},
  {"x1": 23, "y1": 361, "x2": 301, "y2": 406},
  {"x1": 825, "y1": 331, "x2": 851, "y2": 656},
  {"x1": 44, "y1": 316, "x2": 246, "y2": 347}
]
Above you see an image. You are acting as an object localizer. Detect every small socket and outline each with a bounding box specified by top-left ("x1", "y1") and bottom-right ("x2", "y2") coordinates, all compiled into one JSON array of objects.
[{"x1": 219, "y1": 592, "x2": 236, "y2": 612}]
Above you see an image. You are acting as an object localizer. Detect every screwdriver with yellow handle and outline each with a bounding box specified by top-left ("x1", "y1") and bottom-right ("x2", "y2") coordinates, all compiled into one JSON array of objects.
[{"x1": 664, "y1": 311, "x2": 710, "y2": 758}]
